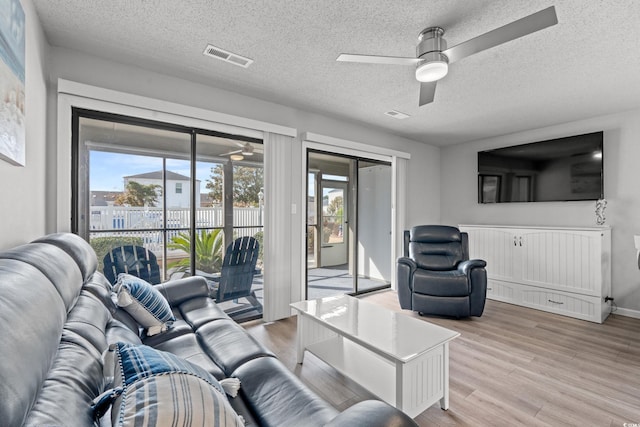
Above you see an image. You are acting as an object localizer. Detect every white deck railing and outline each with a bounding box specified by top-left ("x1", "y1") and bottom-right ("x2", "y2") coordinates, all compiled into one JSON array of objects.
[
  {"x1": 89, "y1": 206, "x2": 262, "y2": 230},
  {"x1": 89, "y1": 206, "x2": 263, "y2": 250}
]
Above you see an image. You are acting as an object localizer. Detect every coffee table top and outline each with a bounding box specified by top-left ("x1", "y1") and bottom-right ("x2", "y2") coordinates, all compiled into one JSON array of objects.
[{"x1": 291, "y1": 295, "x2": 460, "y2": 363}]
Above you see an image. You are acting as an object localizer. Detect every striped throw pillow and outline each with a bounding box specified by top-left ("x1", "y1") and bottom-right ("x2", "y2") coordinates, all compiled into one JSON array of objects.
[
  {"x1": 103, "y1": 343, "x2": 244, "y2": 427},
  {"x1": 115, "y1": 273, "x2": 175, "y2": 336}
]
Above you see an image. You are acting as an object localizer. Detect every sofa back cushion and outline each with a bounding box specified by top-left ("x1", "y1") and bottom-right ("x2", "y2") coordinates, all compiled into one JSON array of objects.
[
  {"x1": 0, "y1": 260, "x2": 67, "y2": 427},
  {"x1": 0, "y1": 233, "x2": 110, "y2": 427},
  {"x1": 33, "y1": 233, "x2": 98, "y2": 283},
  {"x1": 25, "y1": 291, "x2": 112, "y2": 426}
]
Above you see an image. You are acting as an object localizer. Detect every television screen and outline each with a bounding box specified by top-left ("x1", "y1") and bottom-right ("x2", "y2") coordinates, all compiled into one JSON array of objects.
[{"x1": 478, "y1": 131, "x2": 603, "y2": 203}]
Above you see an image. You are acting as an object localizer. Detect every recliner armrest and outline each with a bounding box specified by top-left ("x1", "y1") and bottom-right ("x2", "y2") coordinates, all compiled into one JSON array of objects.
[
  {"x1": 154, "y1": 276, "x2": 209, "y2": 307},
  {"x1": 458, "y1": 258, "x2": 486, "y2": 275},
  {"x1": 324, "y1": 400, "x2": 418, "y2": 427},
  {"x1": 396, "y1": 257, "x2": 417, "y2": 310},
  {"x1": 397, "y1": 256, "x2": 417, "y2": 271}
]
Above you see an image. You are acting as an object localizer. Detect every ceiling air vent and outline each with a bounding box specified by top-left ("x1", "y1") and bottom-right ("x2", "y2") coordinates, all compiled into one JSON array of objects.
[
  {"x1": 203, "y1": 44, "x2": 253, "y2": 68},
  {"x1": 384, "y1": 110, "x2": 410, "y2": 119}
]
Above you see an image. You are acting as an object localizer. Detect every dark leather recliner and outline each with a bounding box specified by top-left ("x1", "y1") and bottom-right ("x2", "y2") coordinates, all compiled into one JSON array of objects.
[{"x1": 397, "y1": 225, "x2": 487, "y2": 318}]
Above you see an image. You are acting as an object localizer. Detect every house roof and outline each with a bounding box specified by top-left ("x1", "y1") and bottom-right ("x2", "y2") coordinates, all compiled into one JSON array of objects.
[
  {"x1": 32, "y1": 1, "x2": 640, "y2": 146},
  {"x1": 124, "y1": 171, "x2": 192, "y2": 181}
]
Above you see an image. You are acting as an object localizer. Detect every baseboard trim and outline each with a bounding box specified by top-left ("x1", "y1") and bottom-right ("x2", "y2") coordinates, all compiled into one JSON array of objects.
[{"x1": 612, "y1": 307, "x2": 640, "y2": 319}]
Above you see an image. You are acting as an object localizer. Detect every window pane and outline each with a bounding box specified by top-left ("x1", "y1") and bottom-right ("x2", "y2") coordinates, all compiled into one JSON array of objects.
[
  {"x1": 195, "y1": 133, "x2": 264, "y2": 319},
  {"x1": 78, "y1": 116, "x2": 190, "y2": 283},
  {"x1": 77, "y1": 114, "x2": 265, "y2": 320},
  {"x1": 322, "y1": 185, "x2": 344, "y2": 244}
]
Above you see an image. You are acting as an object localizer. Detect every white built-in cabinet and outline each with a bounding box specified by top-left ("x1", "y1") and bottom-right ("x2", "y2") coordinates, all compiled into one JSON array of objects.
[{"x1": 459, "y1": 225, "x2": 612, "y2": 323}]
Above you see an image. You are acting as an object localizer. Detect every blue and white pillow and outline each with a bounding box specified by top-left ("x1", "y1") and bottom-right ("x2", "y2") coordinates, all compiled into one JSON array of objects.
[
  {"x1": 99, "y1": 343, "x2": 244, "y2": 427},
  {"x1": 115, "y1": 273, "x2": 175, "y2": 336}
]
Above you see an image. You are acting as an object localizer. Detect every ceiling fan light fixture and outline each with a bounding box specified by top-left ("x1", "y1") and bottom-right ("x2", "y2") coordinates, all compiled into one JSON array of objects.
[
  {"x1": 241, "y1": 144, "x2": 254, "y2": 156},
  {"x1": 230, "y1": 154, "x2": 244, "y2": 161},
  {"x1": 415, "y1": 58, "x2": 448, "y2": 82}
]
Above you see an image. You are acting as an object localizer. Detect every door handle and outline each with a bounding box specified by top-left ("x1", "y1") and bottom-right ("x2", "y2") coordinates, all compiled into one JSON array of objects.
[{"x1": 519, "y1": 236, "x2": 523, "y2": 246}]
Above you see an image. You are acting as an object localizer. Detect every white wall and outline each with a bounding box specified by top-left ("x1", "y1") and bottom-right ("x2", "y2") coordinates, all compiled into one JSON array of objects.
[
  {"x1": 0, "y1": 0, "x2": 48, "y2": 249},
  {"x1": 440, "y1": 108, "x2": 640, "y2": 316}
]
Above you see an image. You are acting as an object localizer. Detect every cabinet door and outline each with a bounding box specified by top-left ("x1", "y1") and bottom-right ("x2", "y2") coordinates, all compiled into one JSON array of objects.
[
  {"x1": 462, "y1": 227, "x2": 516, "y2": 282},
  {"x1": 518, "y1": 229, "x2": 602, "y2": 296}
]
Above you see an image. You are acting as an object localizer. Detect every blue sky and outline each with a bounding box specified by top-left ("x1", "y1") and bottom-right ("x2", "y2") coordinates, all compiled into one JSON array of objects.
[{"x1": 90, "y1": 151, "x2": 216, "y2": 192}]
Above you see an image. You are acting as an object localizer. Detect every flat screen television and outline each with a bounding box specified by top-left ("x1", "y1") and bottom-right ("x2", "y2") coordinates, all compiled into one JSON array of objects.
[{"x1": 478, "y1": 131, "x2": 603, "y2": 203}]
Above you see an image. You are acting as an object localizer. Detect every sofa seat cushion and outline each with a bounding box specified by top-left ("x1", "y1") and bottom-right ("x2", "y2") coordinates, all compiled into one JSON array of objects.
[
  {"x1": 150, "y1": 333, "x2": 225, "y2": 380},
  {"x1": 413, "y1": 269, "x2": 470, "y2": 297},
  {"x1": 104, "y1": 342, "x2": 244, "y2": 427},
  {"x1": 141, "y1": 319, "x2": 193, "y2": 347},
  {"x1": 232, "y1": 357, "x2": 339, "y2": 427},
  {"x1": 197, "y1": 319, "x2": 274, "y2": 375},
  {"x1": 179, "y1": 296, "x2": 230, "y2": 329}
]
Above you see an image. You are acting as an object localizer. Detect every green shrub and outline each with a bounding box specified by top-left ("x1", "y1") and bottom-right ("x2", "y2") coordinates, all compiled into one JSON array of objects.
[{"x1": 167, "y1": 229, "x2": 224, "y2": 274}]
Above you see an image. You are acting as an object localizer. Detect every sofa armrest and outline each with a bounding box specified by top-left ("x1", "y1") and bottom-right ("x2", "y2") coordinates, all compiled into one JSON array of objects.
[
  {"x1": 154, "y1": 276, "x2": 209, "y2": 307},
  {"x1": 324, "y1": 400, "x2": 418, "y2": 427},
  {"x1": 397, "y1": 257, "x2": 416, "y2": 310}
]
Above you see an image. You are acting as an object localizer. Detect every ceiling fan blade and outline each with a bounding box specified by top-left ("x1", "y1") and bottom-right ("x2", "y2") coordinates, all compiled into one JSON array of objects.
[
  {"x1": 419, "y1": 81, "x2": 437, "y2": 106},
  {"x1": 337, "y1": 53, "x2": 420, "y2": 66},
  {"x1": 442, "y1": 6, "x2": 558, "y2": 64},
  {"x1": 221, "y1": 149, "x2": 241, "y2": 156}
]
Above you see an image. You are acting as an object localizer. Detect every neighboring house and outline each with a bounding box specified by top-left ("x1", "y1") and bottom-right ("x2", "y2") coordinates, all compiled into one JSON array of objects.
[
  {"x1": 199, "y1": 192, "x2": 219, "y2": 208},
  {"x1": 123, "y1": 171, "x2": 201, "y2": 208},
  {"x1": 90, "y1": 190, "x2": 122, "y2": 206}
]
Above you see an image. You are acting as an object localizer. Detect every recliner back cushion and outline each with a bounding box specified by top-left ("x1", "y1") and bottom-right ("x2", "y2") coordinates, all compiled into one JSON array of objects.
[{"x1": 409, "y1": 226, "x2": 463, "y2": 271}]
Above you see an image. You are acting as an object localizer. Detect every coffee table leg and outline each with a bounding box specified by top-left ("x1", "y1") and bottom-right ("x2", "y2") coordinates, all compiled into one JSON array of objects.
[
  {"x1": 296, "y1": 314, "x2": 306, "y2": 364},
  {"x1": 395, "y1": 362, "x2": 404, "y2": 411},
  {"x1": 439, "y1": 342, "x2": 450, "y2": 410}
]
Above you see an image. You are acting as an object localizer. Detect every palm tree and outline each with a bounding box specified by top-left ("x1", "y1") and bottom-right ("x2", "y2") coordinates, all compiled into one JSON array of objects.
[{"x1": 167, "y1": 229, "x2": 224, "y2": 274}]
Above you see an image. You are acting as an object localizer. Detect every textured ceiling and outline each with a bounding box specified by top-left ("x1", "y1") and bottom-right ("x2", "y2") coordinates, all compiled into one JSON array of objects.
[{"x1": 32, "y1": 0, "x2": 640, "y2": 146}]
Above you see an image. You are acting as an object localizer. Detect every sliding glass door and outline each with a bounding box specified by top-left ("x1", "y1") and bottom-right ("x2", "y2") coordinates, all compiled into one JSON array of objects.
[
  {"x1": 357, "y1": 160, "x2": 392, "y2": 292},
  {"x1": 74, "y1": 110, "x2": 264, "y2": 320},
  {"x1": 306, "y1": 150, "x2": 391, "y2": 299}
]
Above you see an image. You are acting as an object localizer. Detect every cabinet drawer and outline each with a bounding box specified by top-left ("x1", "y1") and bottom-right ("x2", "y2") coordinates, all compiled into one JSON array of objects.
[
  {"x1": 519, "y1": 285, "x2": 605, "y2": 323},
  {"x1": 486, "y1": 279, "x2": 519, "y2": 303}
]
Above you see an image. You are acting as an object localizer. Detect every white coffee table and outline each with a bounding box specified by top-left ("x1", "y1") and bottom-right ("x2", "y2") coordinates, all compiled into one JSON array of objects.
[{"x1": 291, "y1": 295, "x2": 460, "y2": 418}]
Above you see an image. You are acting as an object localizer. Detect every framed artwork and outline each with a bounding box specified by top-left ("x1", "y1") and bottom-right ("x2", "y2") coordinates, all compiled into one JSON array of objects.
[
  {"x1": 478, "y1": 175, "x2": 501, "y2": 203},
  {"x1": 0, "y1": 0, "x2": 26, "y2": 166}
]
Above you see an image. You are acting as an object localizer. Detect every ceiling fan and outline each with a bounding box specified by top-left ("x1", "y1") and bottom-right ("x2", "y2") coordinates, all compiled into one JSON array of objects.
[
  {"x1": 221, "y1": 142, "x2": 262, "y2": 161},
  {"x1": 337, "y1": 6, "x2": 558, "y2": 106}
]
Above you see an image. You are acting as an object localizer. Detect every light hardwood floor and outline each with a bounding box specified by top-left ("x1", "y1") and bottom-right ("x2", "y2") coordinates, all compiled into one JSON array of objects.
[{"x1": 242, "y1": 290, "x2": 640, "y2": 426}]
